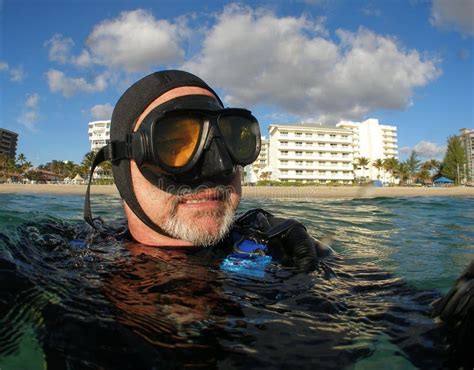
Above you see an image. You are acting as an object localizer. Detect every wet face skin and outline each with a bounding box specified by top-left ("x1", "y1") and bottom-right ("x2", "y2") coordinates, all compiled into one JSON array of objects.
[{"x1": 125, "y1": 86, "x2": 242, "y2": 247}]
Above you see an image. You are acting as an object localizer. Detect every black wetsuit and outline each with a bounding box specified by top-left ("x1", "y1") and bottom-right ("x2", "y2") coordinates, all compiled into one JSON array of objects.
[{"x1": 0, "y1": 209, "x2": 472, "y2": 369}]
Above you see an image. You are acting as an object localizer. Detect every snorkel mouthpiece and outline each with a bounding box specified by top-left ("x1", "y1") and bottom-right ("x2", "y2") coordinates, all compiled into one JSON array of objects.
[{"x1": 200, "y1": 134, "x2": 235, "y2": 182}]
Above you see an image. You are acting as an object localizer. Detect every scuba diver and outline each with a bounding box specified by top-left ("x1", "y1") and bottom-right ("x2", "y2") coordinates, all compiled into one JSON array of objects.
[
  {"x1": 84, "y1": 69, "x2": 333, "y2": 273},
  {"x1": 2, "y1": 69, "x2": 470, "y2": 369},
  {"x1": 82, "y1": 69, "x2": 472, "y2": 368}
]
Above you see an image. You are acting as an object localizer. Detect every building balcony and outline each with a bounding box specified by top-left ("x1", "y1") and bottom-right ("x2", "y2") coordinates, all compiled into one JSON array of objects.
[
  {"x1": 279, "y1": 173, "x2": 355, "y2": 181},
  {"x1": 277, "y1": 136, "x2": 352, "y2": 144}
]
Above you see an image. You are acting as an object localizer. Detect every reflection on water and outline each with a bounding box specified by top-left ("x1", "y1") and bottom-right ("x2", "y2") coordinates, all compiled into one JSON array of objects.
[{"x1": 0, "y1": 194, "x2": 473, "y2": 369}]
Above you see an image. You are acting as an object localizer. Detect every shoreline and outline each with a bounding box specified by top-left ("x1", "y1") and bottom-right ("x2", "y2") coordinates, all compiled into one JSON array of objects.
[{"x1": 0, "y1": 183, "x2": 473, "y2": 199}]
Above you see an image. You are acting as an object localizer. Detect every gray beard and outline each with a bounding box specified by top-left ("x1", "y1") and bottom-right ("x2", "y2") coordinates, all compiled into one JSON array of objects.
[{"x1": 162, "y1": 202, "x2": 236, "y2": 247}]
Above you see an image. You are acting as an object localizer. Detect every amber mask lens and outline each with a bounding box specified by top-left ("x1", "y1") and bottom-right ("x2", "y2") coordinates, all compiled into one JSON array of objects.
[
  {"x1": 218, "y1": 115, "x2": 257, "y2": 162},
  {"x1": 154, "y1": 117, "x2": 202, "y2": 167}
]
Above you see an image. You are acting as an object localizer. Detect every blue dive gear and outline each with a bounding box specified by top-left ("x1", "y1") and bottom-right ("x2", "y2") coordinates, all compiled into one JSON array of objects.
[{"x1": 220, "y1": 231, "x2": 272, "y2": 277}]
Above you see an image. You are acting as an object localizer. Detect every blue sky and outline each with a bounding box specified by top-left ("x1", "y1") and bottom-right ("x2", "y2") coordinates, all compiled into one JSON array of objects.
[{"x1": 1, "y1": 0, "x2": 473, "y2": 166}]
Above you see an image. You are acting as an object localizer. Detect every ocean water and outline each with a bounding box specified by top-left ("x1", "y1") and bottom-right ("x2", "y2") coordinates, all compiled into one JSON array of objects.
[{"x1": 0, "y1": 193, "x2": 473, "y2": 369}]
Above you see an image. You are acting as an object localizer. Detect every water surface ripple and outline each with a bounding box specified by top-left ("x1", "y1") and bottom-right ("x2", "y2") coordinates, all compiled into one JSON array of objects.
[{"x1": 0, "y1": 193, "x2": 473, "y2": 369}]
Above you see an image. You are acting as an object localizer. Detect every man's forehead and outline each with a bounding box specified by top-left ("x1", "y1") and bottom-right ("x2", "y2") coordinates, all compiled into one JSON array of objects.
[{"x1": 133, "y1": 86, "x2": 217, "y2": 131}]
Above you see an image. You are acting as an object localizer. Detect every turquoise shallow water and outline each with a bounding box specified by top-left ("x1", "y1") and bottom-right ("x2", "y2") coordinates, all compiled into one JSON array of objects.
[{"x1": 0, "y1": 193, "x2": 473, "y2": 369}]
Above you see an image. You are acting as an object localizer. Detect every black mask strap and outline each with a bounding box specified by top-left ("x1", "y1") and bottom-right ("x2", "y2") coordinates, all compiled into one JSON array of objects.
[
  {"x1": 84, "y1": 146, "x2": 109, "y2": 227},
  {"x1": 84, "y1": 146, "x2": 172, "y2": 238}
]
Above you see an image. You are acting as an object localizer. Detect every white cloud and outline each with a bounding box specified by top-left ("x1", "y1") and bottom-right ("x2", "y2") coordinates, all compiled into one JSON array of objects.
[
  {"x1": 0, "y1": 62, "x2": 26, "y2": 82},
  {"x1": 17, "y1": 111, "x2": 39, "y2": 131},
  {"x1": 431, "y1": 0, "x2": 474, "y2": 36},
  {"x1": 45, "y1": 33, "x2": 74, "y2": 63},
  {"x1": 362, "y1": 6, "x2": 382, "y2": 17},
  {"x1": 46, "y1": 69, "x2": 108, "y2": 97},
  {"x1": 17, "y1": 93, "x2": 40, "y2": 131},
  {"x1": 90, "y1": 103, "x2": 114, "y2": 119},
  {"x1": 399, "y1": 146, "x2": 412, "y2": 156},
  {"x1": 73, "y1": 49, "x2": 93, "y2": 67},
  {"x1": 400, "y1": 140, "x2": 446, "y2": 159},
  {"x1": 413, "y1": 140, "x2": 446, "y2": 158},
  {"x1": 25, "y1": 93, "x2": 39, "y2": 108},
  {"x1": 80, "y1": 9, "x2": 189, "y2": 71},
  {"x1": 184, "y1": 5, "x2": 440, "y2": 123},
  {"x1": 9, "y1": 67, "x2": 25, "y2": 81}
]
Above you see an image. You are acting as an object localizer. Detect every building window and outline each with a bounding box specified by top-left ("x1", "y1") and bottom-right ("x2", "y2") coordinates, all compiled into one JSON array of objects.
[
  {"x1": 296, "y1": 170, "x2": 303, "y2": 175},
  {"x1": 318, "y1": 134, "x2": 325, "y2": 138},
  {"x1": 306, "y1": 170, "x2": 313, "y2": 174},
  {"x1": 295, "y1": 142, "x2": 303, "y2": 146},
  {"x1": 296, "y1": 161, "x2": 303, "y2": 166},
  {"x1": 280, "y1": 160, "x2": 288, "y2": 165},
  {"x1": 281, "y1": 131, "x2": 288, "y2": 137},
  {"x1": 305, "y1": 133, "x2": 312, "y2": 138},
  {"x1": 342, "y1": 144, "x2": 349, "y2": 147},
  {"x1": 281, "y1": 141, "x2": 288, "y2": 146},
  {"x1": 281, "y1": 150, "x2": 288, "y2": 156},
  {"x1": 330, "y1": 134, "x2": 336, "y2": 138},
  {"x1": 330, "y1": 143, "x2": 337, "y2": 148},
  {"x1": 305, "y1": 142, "x2": 312, "y2": 147},
  {"x1": 295, "y1": 132, "x2": 302, "y2": 137},
  {"x1": 342, "y1": 135, "x2": 348, "y2": 139},
  {"x1": 295, "y1": 151, "x2": 303, "y2": 156}
]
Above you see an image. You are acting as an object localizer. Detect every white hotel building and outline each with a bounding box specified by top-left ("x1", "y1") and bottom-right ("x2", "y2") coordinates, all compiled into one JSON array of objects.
[
  {"x1": 337, "y1": 119, "x2": 398, "y2": 180},
  {"x1": 88, "y1": 120, "x2": 111, "y2": 151},
  {"x1": 268, "y1": 124, "x2": 355, "y2": 184},
  {"x1": 266, "y1": 119, "x2": 398, "y2": 184}
]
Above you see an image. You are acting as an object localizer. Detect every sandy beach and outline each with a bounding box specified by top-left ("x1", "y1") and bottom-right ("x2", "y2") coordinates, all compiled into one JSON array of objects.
[{"x1": 0, "y1": 183, "x2": 473, "y2": 199}]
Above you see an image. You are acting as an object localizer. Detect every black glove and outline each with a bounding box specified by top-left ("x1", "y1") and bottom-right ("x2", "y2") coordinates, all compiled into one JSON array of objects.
[
  {"x1": 266, "y1": 223, "x2": 318, "y2": 273},
  {"x1": 431, "y1": 260, "x2": 474, "y2": 368},
  {"x1": 233, "y1": 209, "x2": 325, "y2": 273}
]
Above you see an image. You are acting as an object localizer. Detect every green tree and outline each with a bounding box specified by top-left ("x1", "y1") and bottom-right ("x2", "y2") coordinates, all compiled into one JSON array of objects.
[
  {"x1": 405, "y1": 150, "x2": 420, "y2": 184},
  {"x1": 383, "y1": 157, "x2": 400, "y2": 185},
  {"x1": 397, "y1": 161, "x2": 410, "y2": 185},
  {"x1": 355, "y1": 157, "x2": 370, "y2": 182},
  {"x1": 81, "y1": 151, "x2": 97, "y2": 178},
  {"x1": 441, "y1": 136, "x2": 468, "y2": 185},
  {"x1": 417, "y1": 169, "x2": 431, "y2": 185},
  {"x1": 16, "y1": 153, "x2": 32, "y2": 175},
  {"x1": 373, "y1": 158, "x2": 384, "y2": 180}
]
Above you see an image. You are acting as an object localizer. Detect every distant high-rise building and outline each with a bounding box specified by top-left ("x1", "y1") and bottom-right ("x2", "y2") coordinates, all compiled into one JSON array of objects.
[
  {"x1": 459, "y1": 128, "x2": 474, "y2": 182},
  {"x1": 0, "y1": 128, "x2": 18, "y2": 159},
  {"x1": 88, "y1": 120, "x2": 111, "y2": 152}
]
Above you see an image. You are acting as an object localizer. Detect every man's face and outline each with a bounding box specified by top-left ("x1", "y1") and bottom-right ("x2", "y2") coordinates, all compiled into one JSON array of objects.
[{"x1": 125, "y1": 86, "x2": 242, "y2": 247}]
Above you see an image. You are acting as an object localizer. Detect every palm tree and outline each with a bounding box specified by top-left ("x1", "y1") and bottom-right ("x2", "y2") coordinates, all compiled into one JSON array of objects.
[
  {"x1": 355, "y1": 157, "x2": 370, "y2": 183},
  {"x1": 383, "y1": 157, "x2": 400, "y2": 185},
  {"x1": 81, "y1": 151, "x2": 97, "y2": 179},
  {"x1": 397, "y1": 161, "x2": 410, "y2": 185},
  {"x1": 0, "y1": 153, "x2": 8, "y2": 178},
  {"x1": 15, "y1": 153, "x2": 32, "y2": 176},
  {"x1": 417, "y1": 169, "x2": 431, "y2": 185},
  {"x1": 373, "y1": 159, "x2": 384, "y2": 180},
  {"x1": 17, "y1": 153, "x2": 27, "y2": 167},
  {"x1": 420, "y1": 159, "x2": 441, "y2": 184}
]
